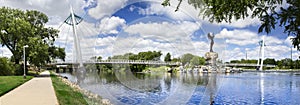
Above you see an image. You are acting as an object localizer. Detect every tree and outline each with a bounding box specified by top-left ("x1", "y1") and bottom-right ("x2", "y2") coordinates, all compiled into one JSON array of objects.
[
  {"x1": 0, "y1": 7, "x2": 65, "y2": 67},
  {"x1": 137, "y1": 51, "x2": 162, "y2": 60},
  {"x1": 190, "y1": 56, "x2": 206, "y2": 66},
  {"x1": 164, "y1": 52, "x2": 171, "y2": 62},
  {"x1": 162, "y1": 0, "x2": 300, "y2": 51},
  {"x1": 264, "y1": 58, "x2": 276, "y2": 65},
  {"x1": 97, "y1": 56, "x2": 102, "y2": 61},
  {"x1": 0, "y1": 57, "x2": 15, "y2": 76},
  {"x1": 181, "y1": 53, "x2": 194, "y2": 65},
  {"x1": 190, "y1": 56, "x2": 199, "y2": 66},
  {"x1": 171, "y1": 57, "x2": 181, "y2": 63}
]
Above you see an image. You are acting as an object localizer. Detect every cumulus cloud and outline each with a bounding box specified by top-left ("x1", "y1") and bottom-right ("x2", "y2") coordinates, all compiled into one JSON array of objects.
[
  {"x1": 98, "y1": 16, "x2": 126, "y2": 34},
  {"x1": 124, "y1": 21, "x2": 200, "y2": 42},
  {"x1": 132, "y1": 0, "x2": 260, "y2": 28},
  {"x1": 216, "y1": 17, "x2": 261, "y2": 28},
  {"x1": 87, "y1": 0, "x2": 128, "y2": 19},
  {"x1": 215, "y1": 28, "x2": 259, "y2": 46},
  {"x1": 0, "y1": 0, "x2": 86, "y2": 26}
]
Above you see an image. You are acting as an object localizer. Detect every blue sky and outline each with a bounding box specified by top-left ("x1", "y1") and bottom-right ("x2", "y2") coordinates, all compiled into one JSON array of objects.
[{"x1": 0, "y1": 0, "x2": 298, "y2": 62}]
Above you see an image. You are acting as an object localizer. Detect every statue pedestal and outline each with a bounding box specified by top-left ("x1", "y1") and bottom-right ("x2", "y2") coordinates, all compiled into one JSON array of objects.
[{"x1": 205, "y1": 52, "x2": 218, "y2": 71}]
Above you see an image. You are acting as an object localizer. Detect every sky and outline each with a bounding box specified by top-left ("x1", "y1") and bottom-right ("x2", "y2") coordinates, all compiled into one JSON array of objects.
[{"x1": 0, "y1": 0, "x2": 298, "y2": 62}]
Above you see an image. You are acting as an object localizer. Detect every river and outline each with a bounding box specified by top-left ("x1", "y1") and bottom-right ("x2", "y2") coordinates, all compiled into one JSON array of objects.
[{"x1": 59, "y1": 69, "x2": 300, "y2": 105}]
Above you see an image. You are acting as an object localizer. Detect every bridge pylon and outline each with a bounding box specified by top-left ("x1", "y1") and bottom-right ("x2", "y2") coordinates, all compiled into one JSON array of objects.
[
  {"x1": 63, "y1": 6, "x2": 83, "y2": 67},
  {"x1": 257, "y1": 36, "x2": 265, "y2": 71}
]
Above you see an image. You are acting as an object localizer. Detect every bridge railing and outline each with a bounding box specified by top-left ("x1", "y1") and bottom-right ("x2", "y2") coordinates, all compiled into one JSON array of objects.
[
  {"x1": 222, "y1": 63, "x2": 276, "y2": 67},
  {"x1": 73, "y1": 59, "x2": 178, "y2": 65}
]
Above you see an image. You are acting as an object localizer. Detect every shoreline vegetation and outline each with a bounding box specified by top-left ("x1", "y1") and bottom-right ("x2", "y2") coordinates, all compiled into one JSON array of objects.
[
  {"x1": 50, "y1": 71, "x2": 112, "y2": 105},
  {"x1": 0, "y1": 76, "x2": 33, "y2": 96}
]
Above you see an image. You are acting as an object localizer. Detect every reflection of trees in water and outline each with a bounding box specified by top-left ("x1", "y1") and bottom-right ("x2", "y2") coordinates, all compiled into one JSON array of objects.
[{"x1": 113, "y1": 70, "x2": 163, "y2": 92}]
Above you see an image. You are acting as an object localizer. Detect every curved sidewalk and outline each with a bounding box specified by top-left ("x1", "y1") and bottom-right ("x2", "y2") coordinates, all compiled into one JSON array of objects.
[{"x1": 0, "y1": 71, "x2": 58, "y2": 105}]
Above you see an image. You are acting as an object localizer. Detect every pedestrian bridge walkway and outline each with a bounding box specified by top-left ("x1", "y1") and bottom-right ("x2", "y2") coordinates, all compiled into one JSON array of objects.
[
  {"x1": 52, "y1": 59, "x2": 179, "y2": 66},
  {"x1": 222, "y1": 63, "x2": 276, "y2": 67},
  {"x1": 51, "y1": 60, "x2": 276, "y2": 68}
]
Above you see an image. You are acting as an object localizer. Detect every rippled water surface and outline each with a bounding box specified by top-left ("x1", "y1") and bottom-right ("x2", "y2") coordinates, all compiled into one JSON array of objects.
[{"x1": 60, "y1": 70, "x2": 300, "y2": 105}]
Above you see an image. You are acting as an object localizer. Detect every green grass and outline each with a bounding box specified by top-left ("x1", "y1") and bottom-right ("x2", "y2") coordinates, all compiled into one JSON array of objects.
[
  {"x1": 50, "y1": 73, "x2": 89, "y2": 105},
  {"x1": 0, "y1": 76, "x2": 33, "y2": 96}
]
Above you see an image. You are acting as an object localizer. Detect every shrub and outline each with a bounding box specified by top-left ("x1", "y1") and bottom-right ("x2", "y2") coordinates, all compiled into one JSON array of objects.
[{"x1": 0, "y1": 57, "x2": 16, "y2": 76}]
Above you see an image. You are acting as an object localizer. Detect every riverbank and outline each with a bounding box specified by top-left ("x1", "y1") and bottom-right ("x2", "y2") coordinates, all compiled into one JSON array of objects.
[
  {"x1": 50, "y1": 71, "x2": 112, "y2": 105},
  {"x1": 0, "y1": 76, "x2": 33, "y2": 96}
]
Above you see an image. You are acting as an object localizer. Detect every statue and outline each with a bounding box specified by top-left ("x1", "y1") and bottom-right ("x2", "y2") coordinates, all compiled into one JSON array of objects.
[
  {"x1": 207, "y1": 33, "x2": 215, "y2": 52},
  {"x1": 205, "y1": 32, "x2": 219, "y2": 72}
]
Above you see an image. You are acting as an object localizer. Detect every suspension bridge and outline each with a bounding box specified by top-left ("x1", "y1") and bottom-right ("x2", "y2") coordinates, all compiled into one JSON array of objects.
[{"x1": 55, "y1": 6, "x2": 276, "y2": 71}]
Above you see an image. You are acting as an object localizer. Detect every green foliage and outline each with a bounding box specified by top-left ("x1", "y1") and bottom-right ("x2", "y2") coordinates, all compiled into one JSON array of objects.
[
  {"x1": 171, "y1": 57, "x2": 181, "y2": 63},
  {"x1": 0, "y1": 57, "x2": 16, "y2": 76},
  {"x1": 181, "y1": 53, "x2": 205, "y2": 66},
  {"x1": 181, "y1": 53, "x2": 194, "y2": 65},
  {"x1": 111, "y1": 51, "x2": 162, "y2": 61},
  {"x1": 164, "y1": 52, "x2": 172, "y2": 62},
  {"x1": 190, "y1": 56, "x2": 205, "y2": 66},
  {"x1": 0, "y1": 76, "x2": 33, "y2": 96},
  {"x1": 0, "y1": 7, "x2": 65, "y2": 66},
  {"x1": 109, "y1": 51, "x2": 163, "y2": 72},
  {"x1": 230, "y1": 59, "x2": 258, "y2": 64},
  {"x1": 264, "y1": 58, "x2": 276, "y2": 65},
  {"x1": 162, "y1": 0, "x2": 300, "y2": 52}
]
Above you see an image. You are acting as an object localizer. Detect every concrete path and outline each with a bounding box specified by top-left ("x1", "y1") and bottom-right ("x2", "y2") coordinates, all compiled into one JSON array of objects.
[{"x1": 0, "y1": 71, "x2": 58, "y2": 105}]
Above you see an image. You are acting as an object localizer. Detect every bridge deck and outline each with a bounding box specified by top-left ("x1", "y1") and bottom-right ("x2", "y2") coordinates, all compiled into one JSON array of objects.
[
  {"x1": 50, "y1": 60, "x2": 276, "y2": 67},
  {"x1": 52, "y1": 59, "x2": 178, "y2": 66}
]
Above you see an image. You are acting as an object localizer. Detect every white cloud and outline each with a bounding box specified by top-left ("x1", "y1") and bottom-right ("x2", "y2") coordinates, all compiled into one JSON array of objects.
[
  {"x1": 133, "y1": 0, "x2": 260, "y2": 28},
  {"x1": 98, "y1": 16, "x2": 126, "y2": 34},
  {"x1": 124, "y1": 21, "x2": 200, "y2": 42},
  {"x1": 112, "y1": 37, "x2": 197, "y2": 60},
  {"x1": 215, "y1": 28, "x2": 259, "y2": 46},
  {"x1": 55, "y1": 16, "x2": 126, "y2": 61},
  {"x1": 216, "y1": 17, "x2": 261, "y2": 28},
  {"x1": 264, "y1": 36, "x2": 283, "y2": 45},
  {"x1": 0, "y1": 0, "x2": 86, "y2": 26},
  {"x1": 87, "y1": 0, "x2": 128, "y2": 19}
]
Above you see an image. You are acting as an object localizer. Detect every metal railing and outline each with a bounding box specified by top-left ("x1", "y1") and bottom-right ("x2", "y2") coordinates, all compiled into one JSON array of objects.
[{"x1": 53, "y1": 59, "x2": 178, "y2": 65}]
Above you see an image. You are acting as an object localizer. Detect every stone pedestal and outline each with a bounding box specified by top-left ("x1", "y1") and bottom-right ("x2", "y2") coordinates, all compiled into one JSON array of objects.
[{"x1": 205, "y1": 52, "x2": 218, "y2": 71}]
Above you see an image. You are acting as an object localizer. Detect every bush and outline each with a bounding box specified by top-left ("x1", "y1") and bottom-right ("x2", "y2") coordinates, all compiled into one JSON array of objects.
[
  {"x1": 0, "y1": 57, "x2": 16, "y2": 76},
  {"x1": 14, "y1": 64, "x2": 24, "y2": 76}
]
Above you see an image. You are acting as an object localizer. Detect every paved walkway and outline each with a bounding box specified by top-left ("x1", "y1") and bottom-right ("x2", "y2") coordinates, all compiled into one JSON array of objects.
[{"x1": 0, "y1": 71, "x2": 58, "y2": 105}]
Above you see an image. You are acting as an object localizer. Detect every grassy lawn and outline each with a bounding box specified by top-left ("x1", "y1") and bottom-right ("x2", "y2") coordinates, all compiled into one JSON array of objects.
[
  {"x1": 50, "y1": 73, "x2": 89, "y2": 105},
  {"x1": 0, "y1": 76, "x2": 33, "y2": 96}
]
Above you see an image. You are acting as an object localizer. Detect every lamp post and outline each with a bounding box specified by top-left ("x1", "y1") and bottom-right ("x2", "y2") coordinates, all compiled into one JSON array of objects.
[{"x1": 23, "y1": 45, "x2": 28, "y2": 79}]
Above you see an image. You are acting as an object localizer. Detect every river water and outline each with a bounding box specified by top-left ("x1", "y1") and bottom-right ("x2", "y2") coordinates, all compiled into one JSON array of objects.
[{"x1": 60, "y1": 69, "x2": 300, "y2": 105}]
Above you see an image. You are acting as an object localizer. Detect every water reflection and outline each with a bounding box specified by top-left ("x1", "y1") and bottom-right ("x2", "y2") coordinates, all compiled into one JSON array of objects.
[{"x1": 60, "y1": 69, "x2": 300, "y2": 105}]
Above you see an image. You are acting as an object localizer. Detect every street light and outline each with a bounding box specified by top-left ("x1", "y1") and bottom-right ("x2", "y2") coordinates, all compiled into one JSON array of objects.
[{"x1": 23, "y1": 45, "x2": 29, "y2": 79}]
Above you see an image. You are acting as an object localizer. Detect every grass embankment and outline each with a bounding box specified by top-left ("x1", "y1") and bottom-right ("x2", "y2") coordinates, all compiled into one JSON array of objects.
[
  {"x1": 0, "y1": 76, "x2": 33, "y2": 96},
  {"x1": 50, "y1": 73, "x2": 89, "y2": 105}
]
